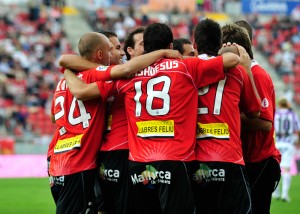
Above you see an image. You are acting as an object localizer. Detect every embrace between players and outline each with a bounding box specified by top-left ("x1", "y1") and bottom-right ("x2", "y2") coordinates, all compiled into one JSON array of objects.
[{"x1": 47, "y1": 19, "x2": 281, "y2": 214}]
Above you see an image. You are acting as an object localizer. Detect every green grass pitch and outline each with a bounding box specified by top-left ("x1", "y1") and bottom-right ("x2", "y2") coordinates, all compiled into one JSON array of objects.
[
  {"x1": 0, "y1": 177, "x2": 55, "y2": 213},
  {"x1": 0, "y1": 176, "x2": 299, "y2": 213}
]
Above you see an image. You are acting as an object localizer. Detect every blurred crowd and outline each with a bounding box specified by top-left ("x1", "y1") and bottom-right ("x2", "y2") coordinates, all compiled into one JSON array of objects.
[
  {"x1": 247, "y1": 13, "x2": 300, "y2": 102},
  {"x1": 0, "y1": 1, "x2": 73, "y2": 140},
  {"x1": 0, "y1": 1, "x2": 300, "y2": 142},
  {"x1": 85, "y1": 5, "x2": 300, "y2": 105}
]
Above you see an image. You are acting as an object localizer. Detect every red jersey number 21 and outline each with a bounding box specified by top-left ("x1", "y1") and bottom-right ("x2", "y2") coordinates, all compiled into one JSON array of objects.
[{"x1": 198, "y1": 78, "x2": 227, "y2": 115}]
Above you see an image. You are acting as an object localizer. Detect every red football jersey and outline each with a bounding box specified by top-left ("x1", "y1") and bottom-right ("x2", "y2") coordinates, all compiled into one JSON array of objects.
[
  {"x1": 195, "y1": 55, "x2": 261, "y2": 165},
  {"x1": 47, "y1": 128, "x2": 59, "y2": 158},
  {"x1": 241, "y1": 61, "x2": 281, "y2": 163},
  {"x1": 100, "y1": 94, "x2": 129, "y2": 151},
  {"x1": 100, "y1": 57, "x2": 225, "y2": 162},
  {"x1": 49, "y1": 66, "x2": 113, "y2": 176},
  {"x1": 196, "y1": 54, "x2": 260, "y2": 165}
]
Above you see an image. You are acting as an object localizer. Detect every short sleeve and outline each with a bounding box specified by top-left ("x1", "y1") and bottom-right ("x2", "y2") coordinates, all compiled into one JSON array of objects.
[
  {"x1": 183, "y1": 56, "x2": 224, "y2": 88},
  {"x1": 96, "y1": 80, "x2": 116, "y2": 101},
  {"x1": 89, "y1": 65, "x2": 115, "y2": 81}
]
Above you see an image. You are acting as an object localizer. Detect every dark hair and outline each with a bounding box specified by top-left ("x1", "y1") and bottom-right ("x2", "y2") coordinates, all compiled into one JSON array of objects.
[
  {"x1": 124, "y1": 27, "x2": 145, "y2": 60},
  {"x1": 193, "y1": 18, "x2": 222, "y2": 56},
  {"x1": 99, "y1": 30, "x2": 117, "y2": 39},
  {"x1": 278, "y1": 97, "x2": 289, "y2": 108},
  {"x1": 143, "y1": 23, "x2": 173, "y2": 53},
  {"x1": 173, "y1": 38, "x2": 192, "y2": 55},
  {"x1": 235, "y1": 20, "x2": 253, "y2": 42},
  {"x1": 222, "y1": 23, "x2": 254, "y2": 59}
]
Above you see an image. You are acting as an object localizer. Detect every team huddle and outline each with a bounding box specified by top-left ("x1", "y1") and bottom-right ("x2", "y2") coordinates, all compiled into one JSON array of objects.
[{"x1": 47, "y1": 18, "x2": 300, "y2": 214}]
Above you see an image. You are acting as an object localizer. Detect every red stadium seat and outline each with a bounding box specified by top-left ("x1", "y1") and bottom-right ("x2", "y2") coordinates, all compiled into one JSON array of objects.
[
  {"x1": 294, "y1": 93, "x2": 300, "y2": 104},
  {"x1": 282, "y1": 74, "x2": 292, "y2": 84},
  {"x1": 295, "y1": 56, "x2": 300, "y2": 65},
  {"x1": 27, "y1": 107, "x2": 56, "y2": 135},
  {"x1": 293, "y1": 42, "x2": 300, "y2": 51}
]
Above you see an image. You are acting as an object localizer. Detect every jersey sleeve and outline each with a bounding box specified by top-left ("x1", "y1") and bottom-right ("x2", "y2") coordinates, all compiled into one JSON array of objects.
[
  {"x1": 96, "y1": 80, "x2": 116, "y2": 101},
  {"x1": 89, "y1": 65, "x2": 115, "y2": 81},
  {"x1": 183, "y1": 56, "x2": 225, "y2": 88},
  {"x1": 238, "y1": 66, "x2": 261, "y2": 115},
  {"x1": 251, "y1": 65, "x2": 274, "y2": 122}
]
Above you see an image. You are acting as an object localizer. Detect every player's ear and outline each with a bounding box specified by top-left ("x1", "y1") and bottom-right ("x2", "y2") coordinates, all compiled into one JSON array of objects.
[
  {"x1": 127, "y1": 47, "x2": 134, "y2": 56},
  {"x1": 169, "y1": 43, "x2": 173, "y2": 50},
  {"x1": 193, "y1": 41, "x2": 197, "y2": 50},
  {"x1": 97, "y1": 49, "x2": 103, "y2": 59}
]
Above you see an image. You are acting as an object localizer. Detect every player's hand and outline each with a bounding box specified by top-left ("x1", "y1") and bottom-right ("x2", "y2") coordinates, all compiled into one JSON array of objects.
[
  {"x1": 218, "y1": 42, "x2": 239, "y2": 56},
  {"x1": 236, "y1": 45, "x2": 251, "y2": 71},
  {"x1": 163, "y1": 50, "x2": 183, "y2": 60}
]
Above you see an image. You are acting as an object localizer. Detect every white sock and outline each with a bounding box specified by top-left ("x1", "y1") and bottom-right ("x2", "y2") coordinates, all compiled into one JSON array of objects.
[{"x1": 281, "y1": 173, "x2": 291, "y2": 199}]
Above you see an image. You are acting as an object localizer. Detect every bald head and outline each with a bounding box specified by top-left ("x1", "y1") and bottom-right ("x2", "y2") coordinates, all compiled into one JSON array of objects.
[{"x1": 78, "y1": 32, "x2": 111, "y2": 63}]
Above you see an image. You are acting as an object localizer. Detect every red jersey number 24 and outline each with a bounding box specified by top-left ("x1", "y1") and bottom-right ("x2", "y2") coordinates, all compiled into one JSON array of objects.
[{"x1": 54, "y1": 96, "x2": 91, "y2": 129}]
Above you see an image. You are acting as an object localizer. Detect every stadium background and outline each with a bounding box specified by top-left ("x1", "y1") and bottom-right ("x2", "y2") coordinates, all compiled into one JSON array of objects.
[{"x1": 0, "y1": 0, "x2": 299, "y2": 213}]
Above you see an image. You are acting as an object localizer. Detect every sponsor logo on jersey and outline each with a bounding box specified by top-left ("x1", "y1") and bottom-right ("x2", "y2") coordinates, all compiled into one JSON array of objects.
[
  {"x1": 136, "y1": 120, "x2": 174, "y2": 138},
  {"x1": 261, "y1": 98, "x2": 269, "y2": 108},
  {"x1": 193, "y1": 164, "x2": 225, "y2": 183},
  {"x1": 54, "y1": 134, "x2": 82, "y2": 153},
  {"x1": 96, "y1": 65, "x2": 109, "y2": 71},
  {"x1": 131, "y1": 165, "x2": 171, "y2": 186},
  {"x1": 99, "y1": 163, "x2": 120, "y2": 182},
  {"x1": 197, "y1": 123, "x2": 229, "y2": 139}
]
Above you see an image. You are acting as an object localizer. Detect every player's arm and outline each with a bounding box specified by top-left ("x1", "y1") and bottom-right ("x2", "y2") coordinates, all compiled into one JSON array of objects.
[
  {"x1": 59, "y1": 50, "x2": 183, "y2": 79},
  {"x1": 218, "y1": 42, "x2": 240, "y2": 69},
  {"x1": 59, "y1": 55, "x2": 100, "y2": 71},
  {"x1": 110, "y1": 49, "x2": 182, "y2": 78},
  {"x1": 237, "y1": 45, "x2": 261, "y2": 108},
  {"x1": 64, "y1": 69, "x2": 101, "y2": 101},
  {"x1": 220, "y1": 43, "x2": 261, "y2": 103},
  {"x1": 241, "y1": 113, "x2": 272, "y2": 131},
  {"x1": 50, "y1": 114, "x2": 55, "y2": 124},
  {"x1": 50, "y1": 97, "x2": 56, "y2": 123},
  {"x1": 220, "y1": 52, "x2": 240, "y2": 69}
]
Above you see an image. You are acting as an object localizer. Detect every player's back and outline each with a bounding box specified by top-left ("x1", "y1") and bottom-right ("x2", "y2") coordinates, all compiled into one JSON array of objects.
[
  {"x1": 116, "y1": 57, "x2": 225, "y2": 162},
  {"x1": 101, "y1": 94, "x2": 128, "y2": 151},
  {"x1": 50, "y1": 70, "x2": 109, "y2": 176},
  {"x1": 195, "y1": 55, "x2": 260, "y2": 164},
  {"x1": 241, "y1": 62, "x2": 280, "y2": 163}
]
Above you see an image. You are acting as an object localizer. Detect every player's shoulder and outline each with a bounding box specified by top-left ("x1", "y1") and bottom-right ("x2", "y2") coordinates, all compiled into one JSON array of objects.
[
  {"x1": 94, "y1": 65, "x2": 112, "y2": 72},
  {"x1": 227, "y1": 64, "x2": 245, "y2": 76},
  {"x1": 81, "y1": 65, "x2": 112, "y2": 75},
  {"x1": 251, "y1": 63, "x2": 274, "y2": 85},
  {"x1": 251, "y1": 60, "x2": 270, "y2": 76}
]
